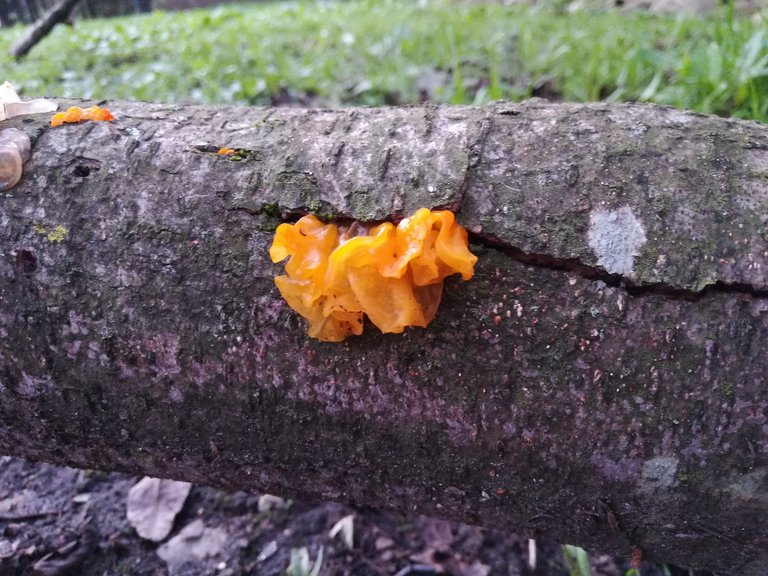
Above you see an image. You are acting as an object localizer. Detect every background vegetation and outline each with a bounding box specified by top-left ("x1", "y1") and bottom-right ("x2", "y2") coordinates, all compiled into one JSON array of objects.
[{"x1": 0, "y1": 0, "x2": 766, "y2": 122}]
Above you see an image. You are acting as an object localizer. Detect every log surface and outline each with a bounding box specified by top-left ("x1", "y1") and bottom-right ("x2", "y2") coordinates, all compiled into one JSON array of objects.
[{"x1": 1, "y1": 100, "x2": 767, "y2": 574}]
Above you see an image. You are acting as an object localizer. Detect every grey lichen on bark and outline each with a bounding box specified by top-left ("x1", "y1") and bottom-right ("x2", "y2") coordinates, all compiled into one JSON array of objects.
[{"x1": 1, "y1": 99, "x2": 767, "y2": 575}]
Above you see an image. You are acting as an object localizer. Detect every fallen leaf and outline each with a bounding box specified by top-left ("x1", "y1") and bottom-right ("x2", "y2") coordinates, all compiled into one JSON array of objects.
[
  {"x1": 256, "y1": 540, "x2": 278, "y2": 562},
  {"x1": 409, "y1": 549, "x2": 438, "y2": 566},
  {"x1": 157, "y1": 519, "x2": 227, "y2": 575},
  {"x1": 375, "y1": 536, "x2": 394, "y2": 551},
  {"x1": 126, "y1": 477, "x2": 191, "y2": 542},
  {"x1": 0, "y1": 490, "x2": 52, "y2": 519},
  {"x1": 454, "y1": 560, "x2": 490, "y2": 576},
  {"x1": 421, "y1": 518, "x2": 454, "y2": 551},
  {"x1": 0, "y1": 539, "x2": 15, "y2": 559},
  {"x1": 257, "y1": 494, "x2": 287, "y2": 512},
  {"x1": 328, "y1": 514, "x2": 354, "y2": 550},
  {"x1": 32, "y1": 524, "x2": 96, "y2": 576}
]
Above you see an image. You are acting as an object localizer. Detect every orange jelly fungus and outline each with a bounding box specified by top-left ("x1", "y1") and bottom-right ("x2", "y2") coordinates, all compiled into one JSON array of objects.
[
  {"x1": 217, "y1": 147, "x2": 236, "y2": 156},
  {"x1": 269, "y1": 208, "x2": 478, "y2": 342},
  {"x1": 50, "y1": 105, "x2": 115, "y2": 127}
]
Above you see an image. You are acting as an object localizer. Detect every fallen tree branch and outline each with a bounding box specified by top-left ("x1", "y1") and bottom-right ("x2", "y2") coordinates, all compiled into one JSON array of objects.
[
  {"x1": 10, "y1": 0, "x2": 84, "y2": 60},
  {"x1": 1, "y1": 99, "x2": 767, "y2": 574}
]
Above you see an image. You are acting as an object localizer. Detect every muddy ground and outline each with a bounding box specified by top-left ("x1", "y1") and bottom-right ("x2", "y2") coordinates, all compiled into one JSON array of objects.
[{"x1": 0, "y1": 455, "x2": 711, "y2": 576}]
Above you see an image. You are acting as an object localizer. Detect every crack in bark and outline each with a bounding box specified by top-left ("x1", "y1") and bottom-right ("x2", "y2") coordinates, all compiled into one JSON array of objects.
[
  {"x1": 252, "y1": 208, "x2": 768, "y2": 300},
  {"x1": 226, "y1": 206, "x2": 262, "y2": 217},
  {"x1": 470, "y1": 231, "x2": 768, "y2": 301}
]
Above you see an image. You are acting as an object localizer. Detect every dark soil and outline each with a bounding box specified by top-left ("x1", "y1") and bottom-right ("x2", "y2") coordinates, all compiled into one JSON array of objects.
[{"x1": 0, "y1": 456, "x2": 706, "y2": 576}]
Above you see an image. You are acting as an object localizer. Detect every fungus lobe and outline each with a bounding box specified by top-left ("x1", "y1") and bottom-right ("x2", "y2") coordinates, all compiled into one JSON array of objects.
[
  {"x1": 270, "y1": 208, "x2": 477, "y2": 342},
  {"x1": 50, "y1": 105, "x2": 115, "y2": 127}
]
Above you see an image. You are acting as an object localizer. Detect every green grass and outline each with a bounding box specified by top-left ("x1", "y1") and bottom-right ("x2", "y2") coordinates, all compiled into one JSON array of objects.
[
  {"x1": 563, "y1": 544, "x2": 593, "y2": 576},
  {"x1": 0, "y1": 0, "x2": 767, "y2": 121}
]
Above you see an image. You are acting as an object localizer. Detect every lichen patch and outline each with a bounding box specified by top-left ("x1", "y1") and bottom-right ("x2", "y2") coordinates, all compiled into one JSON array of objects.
[
  {"x1": 587, "y1": 206, "x2": 647, "y2": 277},
  {"x1": 639, "y1": 456, "x2": 679, "y2": 494}
]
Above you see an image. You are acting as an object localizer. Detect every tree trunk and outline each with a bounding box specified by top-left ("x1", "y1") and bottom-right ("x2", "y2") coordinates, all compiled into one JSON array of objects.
[
  {"x1": 9, "y1": 0, "x2": 83, "y2": 59},
  {"x1": 1, "y1": 99, "x2": 767, "y2": 574}
]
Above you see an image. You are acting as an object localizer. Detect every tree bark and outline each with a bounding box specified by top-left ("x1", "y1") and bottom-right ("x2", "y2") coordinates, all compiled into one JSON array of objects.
[
  {"x1": 1, "y1": 99, "x2": 768, "y2": 574},
  {"x1": 9, "y1": 0, "x2": 83, "y2": 60}
]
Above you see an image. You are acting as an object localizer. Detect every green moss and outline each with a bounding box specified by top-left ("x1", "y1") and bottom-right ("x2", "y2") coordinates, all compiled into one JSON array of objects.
[
  {"x1": 346, "y1": 188, "x2": 387, "y2": 222},
  {"x1": 680, "y1": 466, "x2": 711, "y2": 489},
  {"x1": 260, "y1": 203, "x2": 282, "y2": 218},
  {"x1": 720, "y1": 382, "x2": 735, "y2": 403},
  {"x1": 257, "y1": 218, "x2": 282, "y2": 233}
]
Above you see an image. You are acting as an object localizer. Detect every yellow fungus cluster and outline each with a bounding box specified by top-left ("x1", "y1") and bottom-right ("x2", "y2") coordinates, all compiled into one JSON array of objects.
[
  {"x1": 270, "y1": 208, "x2": 477, "y2": 341},
  {"x1": 51, "y1": 105, "x2": 115, "y2": 127}
]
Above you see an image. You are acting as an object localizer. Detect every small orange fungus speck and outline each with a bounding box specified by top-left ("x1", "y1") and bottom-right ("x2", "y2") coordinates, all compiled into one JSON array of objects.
[
  {"x1": 217, "y1": 147, "x2": 236, "y2": 156},
  {"x1": 269, "y1": 208, "x2": 478, "y2": 342},
  {"x1": 50, "y1": 105, "x2": 115, "y2": 127}
]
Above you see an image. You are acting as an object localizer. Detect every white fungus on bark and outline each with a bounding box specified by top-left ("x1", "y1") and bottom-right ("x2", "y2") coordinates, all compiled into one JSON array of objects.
[{"x1": 587, "y1": 206, "x2": 647, "y2": 277}]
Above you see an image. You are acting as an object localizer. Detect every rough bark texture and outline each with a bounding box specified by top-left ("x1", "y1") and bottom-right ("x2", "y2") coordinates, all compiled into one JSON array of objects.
[{"x1": 1, "y1": 99, "x2": 767, "y2": 574}]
